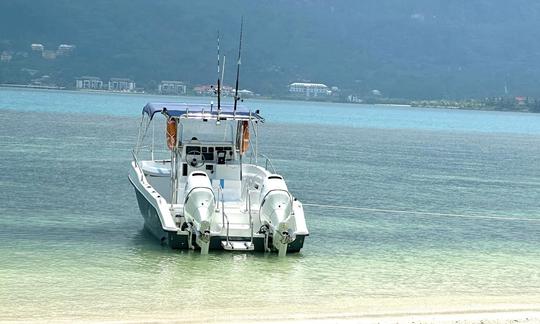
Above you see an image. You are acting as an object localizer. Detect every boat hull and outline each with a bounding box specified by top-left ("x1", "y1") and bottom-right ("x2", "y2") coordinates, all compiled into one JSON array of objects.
[{"x1": 133, "y1": 183, "x2": 306, "y2": 252}]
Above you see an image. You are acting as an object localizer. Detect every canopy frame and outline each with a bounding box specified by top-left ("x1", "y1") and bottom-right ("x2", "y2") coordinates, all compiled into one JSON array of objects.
[{"x1": 142, "y1": 102, "x2": 264, "y2": 122}]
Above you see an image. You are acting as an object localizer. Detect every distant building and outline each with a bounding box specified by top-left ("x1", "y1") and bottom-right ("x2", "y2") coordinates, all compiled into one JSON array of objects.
[
  {"x1": 21, "y1": 68, "x2": 39, "y2": 76},
  {"x1": 237, "y1": 89, "x2": 254, "y2": 98},
  {"x1": 288, "y1": 82, "x2": 331, "y2": 98},
  {"x1": 57, "y1": 44, "x2": 76, "y2": 56},
  {"x1": 0, "y1": 51, "x2": 12, "y2": 63},
  {"x1": 31, "y1": 44, "x2": 44, "y2": 52},
  {"x1": 221, "y1": 85, "x2": 234, "y2": 96},
  {"x1": 42, "y1": 50, "x2": 56, "y2": 60},
  {"x1": 108, "y1": 78, "x2": 136, "y2": 92},
  {"x1": 371, "y1": 89, "x2": 382, "y2": 96},
  {"x1": 347, "y1": 95, "x2": 363, "y2": 103},
  {"x1": 330, "y1": 86, "x2": 340, "y2": 96},
  {"x1": 31, "y1": 75, "x2": 55, "y2": 87},
  {"x1": 515, "y1": 96, "x2": 527, "y2": 106},
  {"x1": 158, "y1": 81, "x2": 187, "y2": 95},
  {"x1": 193, "y1": 84, "x2": 237, "y2": 97},
  {"x1": 76, "y1": 76, "x2": 103, "y2": 90},
  {"x1": 193, "y1": 85, "x2": 214, "y2": 96},
  {"x1": 16, "y1": 51, "x2": 29, "y2": 58}
]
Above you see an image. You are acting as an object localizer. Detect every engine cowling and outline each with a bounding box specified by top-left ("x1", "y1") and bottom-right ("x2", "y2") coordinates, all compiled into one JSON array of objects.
[
  {"x1": 259, "y1": 175, "x2": 293, "y2": 231},
  {"x1": 183, "y1": 171, "x2": 216, "y2": 234}
]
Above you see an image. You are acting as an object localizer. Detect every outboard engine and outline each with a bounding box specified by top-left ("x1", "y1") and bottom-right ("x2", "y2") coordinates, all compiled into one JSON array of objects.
[
  {"x1": 183, "y1": 171, "x2": 216, "y2": 254},
  {"x1": 259, "y1": 174, "x2": 295, "y2": 256}
]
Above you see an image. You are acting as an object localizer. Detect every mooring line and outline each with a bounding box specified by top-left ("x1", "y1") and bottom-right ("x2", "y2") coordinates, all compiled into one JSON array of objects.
[{"x1": 302, "y1": 203, "x2": 540, "y2": 222}]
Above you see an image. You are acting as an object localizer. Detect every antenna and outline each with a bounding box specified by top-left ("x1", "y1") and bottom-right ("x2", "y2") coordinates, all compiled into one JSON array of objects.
[
  {"x1": 217, "y1": 30, "x2": 221, "y2": 112},
  {"x1": 221, "y1": 55, "x2": 226, "y2": 88},
  {"x1": 233, "y1": 17, "x2": 244, "y2": 113}
]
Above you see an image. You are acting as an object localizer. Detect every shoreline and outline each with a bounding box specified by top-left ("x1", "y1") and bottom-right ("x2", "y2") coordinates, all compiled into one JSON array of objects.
[
  {"x1": 2, "y1": 297, "x2": 539, "y2": 324},
  {"x1": 2, "y1": 309, "x2": 539, "y2": 324},
  {"x1": 0, "y1": 83, "x2": 66, "y2": 90},
  {"x1": 1, "y1": 84, "x2": 538, "y2": 114}
]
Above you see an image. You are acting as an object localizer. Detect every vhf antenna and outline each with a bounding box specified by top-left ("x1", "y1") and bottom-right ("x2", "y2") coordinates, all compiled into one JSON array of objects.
[
  {"x1": 217, "y1": 30, "x2": 221, "y2": 113},
  {"x1": 221, "y1": 56, "x2": 226, "y2": 88},
  {"x1": 233, "y1": 17, "x2": 244, "y2": 114}
]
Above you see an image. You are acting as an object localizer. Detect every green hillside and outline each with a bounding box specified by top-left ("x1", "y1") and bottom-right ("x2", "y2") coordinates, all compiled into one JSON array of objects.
[{"x1": 2, "y1": 0, "x2": 540, "y2": 99}]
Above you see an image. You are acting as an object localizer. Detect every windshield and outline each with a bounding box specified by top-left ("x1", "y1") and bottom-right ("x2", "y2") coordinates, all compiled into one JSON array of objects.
[{"x1": 180, "y1": 119, "x2": 235, "y2": 144}]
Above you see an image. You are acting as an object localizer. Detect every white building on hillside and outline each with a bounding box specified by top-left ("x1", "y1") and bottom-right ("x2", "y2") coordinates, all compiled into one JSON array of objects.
[
  {"x1": 42, "y1": 50, "x2": 56, "y2": 60},
  {"x1": 237, "y1": 89, "x2": 254, "y2": 98},
  {"x1": 1, "y1": 51, "x2": 13, "y2": 62},
  {"x1": 158, "y1": 81, "x2": 187, "y2": 95},
  {"x1": 31, "y1": 44, "x2": 44, "y2": 52},
  {"x1": 57, "y1": 44, "x2": 76, "y2": 56},
  {"x1": 288, "y1": 82, "x2": 331, "y2": 98},
  {"x1": 108, "y1": 78, "x2": 136, "y2": 92},
  {"x1": 76, "y1": 76, "x2": 103, "y2": 90}
]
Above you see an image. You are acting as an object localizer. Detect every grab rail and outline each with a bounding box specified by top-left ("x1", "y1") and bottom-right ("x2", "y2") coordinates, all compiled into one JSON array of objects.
[
  {"x1": 223, "y1": 210, "x2": 230, "y2": 248},
  {"x1": 248, "y1": 189, "x2": 253, "y2": 245},
  {"x1": 216, "y1": 185, "x2": 230, "y2": 247},
  {"x1": 263, "y1": 155, "x2": 277, "y2": 174},
  {"x1": 244, "y1": 185, "x2": 254, "y2": 245},
  {"x1": 245, "y1": 134, "x2": 277, "y2": 174},
  {"x1": 249, "y1": 153, "x2": 277, "y2": 173},
  {"x1": 241, "y1": 131, "x2": 278, "y2": 175},
  {"x1": 135, "y1": 145, "x2": 171, "y2": 162},
  {"x1": 131, "y1": 150, "x2": 144, "y2": 181}
]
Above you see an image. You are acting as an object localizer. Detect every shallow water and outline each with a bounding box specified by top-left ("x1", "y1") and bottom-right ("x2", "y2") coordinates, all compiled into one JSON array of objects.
[{"x1": 0, "y1": 88, "x2": 539, "y2": 321}]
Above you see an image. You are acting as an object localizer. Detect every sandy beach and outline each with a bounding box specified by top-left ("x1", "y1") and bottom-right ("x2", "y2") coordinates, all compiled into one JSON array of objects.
[
  {"x1": 2, "y1": 311, "x2": 539, "y2": 324},
  {"x1": 3, "y1": 302, "x2": 539, "y2": 324},
  {"x1": 260, "y1": 311, "x2": 540, "y2": 324}
]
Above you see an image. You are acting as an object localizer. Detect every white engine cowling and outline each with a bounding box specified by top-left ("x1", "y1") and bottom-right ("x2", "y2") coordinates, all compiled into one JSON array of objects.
[
  {"x1": 259, "y1": 175, "x2": 293, "y2": 233},
  {"x1": 183, "y1": 171, "x2": 216, "y2": 234}
]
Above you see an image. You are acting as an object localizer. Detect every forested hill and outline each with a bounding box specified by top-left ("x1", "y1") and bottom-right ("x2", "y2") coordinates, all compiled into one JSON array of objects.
[{"x1": 2, "y1": 0, "x2": 540, "y2": 99}]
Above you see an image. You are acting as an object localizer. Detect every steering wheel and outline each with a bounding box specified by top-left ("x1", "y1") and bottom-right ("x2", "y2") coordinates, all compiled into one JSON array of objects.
[{"x1": 186, "y1": 150, "x2": 205, "y2": 168}]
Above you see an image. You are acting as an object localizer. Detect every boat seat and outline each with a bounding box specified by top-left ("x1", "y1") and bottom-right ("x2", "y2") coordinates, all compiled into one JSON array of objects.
[{"x1": 140, "y1": 161, "x2": 171, "y2": 177}]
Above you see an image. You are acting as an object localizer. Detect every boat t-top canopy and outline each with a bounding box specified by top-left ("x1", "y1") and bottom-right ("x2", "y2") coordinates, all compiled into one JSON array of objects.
[{"x1": 142, "y1": 102, "x2": 264, "y2": 122}]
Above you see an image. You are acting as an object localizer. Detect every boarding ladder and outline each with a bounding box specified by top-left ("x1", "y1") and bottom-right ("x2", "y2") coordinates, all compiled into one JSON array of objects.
[{"x1": 220, "y1": 185, "x2": 254, "y2": 251}]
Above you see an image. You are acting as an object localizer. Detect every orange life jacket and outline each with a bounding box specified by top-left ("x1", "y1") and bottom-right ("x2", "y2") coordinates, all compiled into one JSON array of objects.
[
  {"x1": 240, "y1": 120, "x2": 250, "y2": 154},
  {"x1": 166, "y1": 118, "x2": 177, "y2": 150}
]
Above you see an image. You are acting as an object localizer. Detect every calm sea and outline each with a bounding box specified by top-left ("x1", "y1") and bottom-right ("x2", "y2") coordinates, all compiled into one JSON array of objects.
[{"x1": 1, "y1": 88, "x2": 539, "y2": 321}]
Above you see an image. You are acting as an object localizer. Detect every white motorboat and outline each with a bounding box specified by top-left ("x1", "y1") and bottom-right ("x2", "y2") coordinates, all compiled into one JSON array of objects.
[{"x1": 128, "y1": 102, "x2": 309, "y2": 255}]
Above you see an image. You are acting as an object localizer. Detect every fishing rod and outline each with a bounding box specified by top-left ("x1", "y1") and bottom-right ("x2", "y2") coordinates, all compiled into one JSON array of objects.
[{"x1": 233, "y1": 17, "x2": 244, "y2": 114}]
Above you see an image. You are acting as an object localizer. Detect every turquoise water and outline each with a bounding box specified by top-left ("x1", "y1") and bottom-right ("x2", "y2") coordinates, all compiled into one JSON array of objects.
[
  {"x1": 1, "y1": 88, "x2": 539, "y2": 321},
  {"x1": 3, "y1": 88, "x2": 540, "y2": 134}
]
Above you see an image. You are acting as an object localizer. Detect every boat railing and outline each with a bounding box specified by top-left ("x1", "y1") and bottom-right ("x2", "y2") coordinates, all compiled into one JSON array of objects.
[
  {"x1": 244, "y1": 185, "x2": 254, "y2": 246},
  {"x1": 223, "y1": 210, "x2": 230, "y2": 248},
  {"x1": 131, "y1": 149, "x2": 144, "y2": 181},
  {"x1": 216, "y1": 185, "x2": 230, "y2": 247},
  {"x1": 248, "y1": 189, "x2": 254, "y2": 245},
  {"x1": 135, "y1": 144, "x2": 170, "y2": 161},
  {"x1": 261, "y1": 153, "x2": 277, "y2": 174},
  {"x1": 244, "y1": 131, "x2": 277, "y2": 173},
  {"x1": 249, "y1": 153, "x2": 277, "y2": 174}
]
